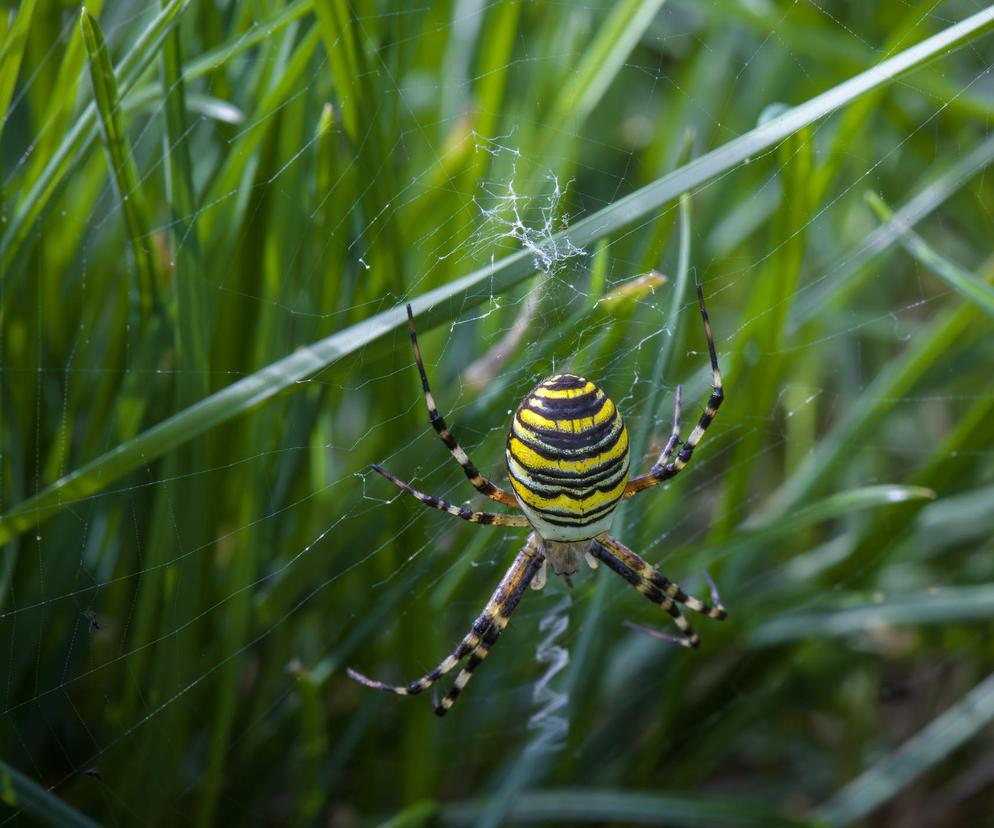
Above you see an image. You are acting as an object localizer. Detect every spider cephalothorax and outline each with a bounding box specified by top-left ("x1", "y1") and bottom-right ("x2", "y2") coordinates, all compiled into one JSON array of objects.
[{"x1": 348, "y1": 287, "x2": 726, "y2": 716}]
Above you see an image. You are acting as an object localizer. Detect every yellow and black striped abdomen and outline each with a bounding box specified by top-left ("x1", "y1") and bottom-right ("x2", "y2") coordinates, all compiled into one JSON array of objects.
[{"x1": 505, "y1": 374, "x2": 630, "y2": 541}]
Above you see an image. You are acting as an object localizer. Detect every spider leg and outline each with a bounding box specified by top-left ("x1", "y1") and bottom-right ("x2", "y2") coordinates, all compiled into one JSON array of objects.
[
  {"x1": 347, "y1": 536, "x2": 544, "y2": 716},
  {"x1": 592, "y1": 533, "x2": 726, "y2": 648},
  {"x1": 624, "y1": 284, "x2": 723, "y2": 497},
  {"x1": 406, "y1": 304, "x2": 518, "y2": 508},
  {"x1": 435, "y1": 537, "x2": 544, "y2": 716},
  {"x1": 371, "y1": 464, "x2": 529, "y2": 527},
  {"x1": 656, "y1": 383, "x2": 683, "y2": 467}
]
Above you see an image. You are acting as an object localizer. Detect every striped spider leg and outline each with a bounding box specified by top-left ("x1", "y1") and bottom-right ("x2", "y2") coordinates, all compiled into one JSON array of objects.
[
  {"x1": 592, "y1": 533, "x2": 725, "y2": 648},
  {"x1": 404, "y1": 304, "x2": 518, "y2": 507},
  {"x1": 624, "y1": 283, "x2": 724, "y2": 497},
  {"x1": 370, "y1": 464, "x2": 529, "y2": 527},
  {"x1": 347, "y1": 535, "x2": 544, "y2": 716}
]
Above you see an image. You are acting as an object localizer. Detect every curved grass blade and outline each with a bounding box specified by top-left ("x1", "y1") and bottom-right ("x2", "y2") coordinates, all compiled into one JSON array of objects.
[
  {"x1": 558, "y1": 5, "x2": 994, "y2": 253},
  {"x1": 442, "y1": 788, "x2": 815, "y2": 827},
  {"x1": 0, "y1": 760, "x2": 99, "y2": 828},
  {"x1": 865, "y1": 191, "x2": 994, "y2": 318},
  {"x1": 81, "y1": 9, "x2": 160, "y2": 325},
  {"x1": 725, "y1": 485, "x2": 935, "y2": 559},
  {"x1": 752, "y1": 583, "x2": 994, "y2": 645},
  {"x1": 0, "y1": 0, "x2": 37, "y2": 146},
  {"x1": 549, "y1": 0, "x2": 668, "y2": 131},
  {"x1": 3, "y1": 7, "x2": 994, "y2": 547}
]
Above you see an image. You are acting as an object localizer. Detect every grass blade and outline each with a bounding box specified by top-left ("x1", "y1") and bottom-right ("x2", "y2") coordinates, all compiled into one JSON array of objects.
[
  {"x1": 549, "y1": 0, "x2": 668, "y2": 131},
  {"x1": 560, "y1": 5, "x2": 994, "y2": 252},
  {"x1": 0, "y1": 0, "x2": 37, "y2": 145},
  {"x1": 753, "y1": 583, "x2": 994, "y2": 645},
  {"x1": 443, "y1": 788, "x2": 815, "y2": 827},
  {"x1": 726, "y1": 485, "x2": 935, "y2": 559},
  {"x1": 0, "y1": 760, "x2": 99, "y2": 828},
  {"x1": 865, "y1": 191, "x2": 994, "y2": 318},
  {"x1": 81, "y1": 9, "x2": 160, "y2": 325}
]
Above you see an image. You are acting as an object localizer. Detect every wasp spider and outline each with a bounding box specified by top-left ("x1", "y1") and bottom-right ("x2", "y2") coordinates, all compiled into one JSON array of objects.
[{"x1": 348, "y1": 286, "x2": 725, "y2": 716}]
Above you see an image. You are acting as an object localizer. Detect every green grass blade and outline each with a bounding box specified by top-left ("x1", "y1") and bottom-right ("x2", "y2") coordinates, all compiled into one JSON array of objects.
[
  {"x1": 813, "y1": 671, "x2": 994, "y2": 826},
  {"x1": 199, "y1": 25, "x2": 321, "y2": 240},
  {"x1": 752, "y1": 583, "x2": 994, "y2": 645},
  {"x1": 549, "y1": 0, "x2": 668, "y2": 132},
  {"x1": 181, "y1": 0, "x2": 313, "y2": 82},
  {"x1": 4, "y1": 6, "x2": 994, "y2": 546},
  {"x1": 20, "y1": 0, "x2": 104, "y2": 192},
  {"x1": 443, "y1": 789, "x2": 816, "y2": 827},
  {"x1": 0, "y1": 0, "x2": 36, "y2": 146},
  {"x1": 866, "y1": 191, "x2": 994, "y2": 318},
  {"x1": 81, "y1": 9, "x2": 160, "y2": 324},
  {"x1": 160, "y1": 2, "x2": 209, "y2": 399},
  {"x1": 0, "y1": 760, "x2": 99, "y2": 828},
  {"x1": 725, "y1": 485, "x2": 935, "y2": 559}
]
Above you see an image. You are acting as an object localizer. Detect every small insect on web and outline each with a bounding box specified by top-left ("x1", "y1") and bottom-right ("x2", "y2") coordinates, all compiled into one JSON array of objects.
[{"x1": 347, "y1": 287, "x2": 726, "y2": 716}]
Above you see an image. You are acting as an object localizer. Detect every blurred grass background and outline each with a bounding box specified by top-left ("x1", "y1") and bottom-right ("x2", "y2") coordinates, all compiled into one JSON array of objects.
[{"x1": 3, "y1": 1, "x2": 994, "y2": 825}]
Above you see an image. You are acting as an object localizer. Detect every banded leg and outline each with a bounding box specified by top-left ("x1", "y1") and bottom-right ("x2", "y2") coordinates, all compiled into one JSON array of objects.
[
  {"x1": 371, "y1": 464, "x2": 529, "y2": 527},
  {"x1": 406, "y1": 304, "x2": 518, "y2": 507},
  {"x1": 435, "y1": 541, "x2": 543, "y2": 715},
  {"x1": 625, "y1": 284, "x2": 723, "y2": 497},
  {"x1": 592, "y1": 533, "x2": 725, "y2": 648},
  {"x1": 641, "y1": 383, "x2": 683, "y2": 473},
  {"x1": 347, "y1": 536, "x2": 544, "y2": 714}
]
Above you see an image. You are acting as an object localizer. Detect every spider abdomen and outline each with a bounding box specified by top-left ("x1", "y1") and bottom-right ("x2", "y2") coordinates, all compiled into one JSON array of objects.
[{"x1": 506, "y1": 374, "x2": 630, "y2": 541}]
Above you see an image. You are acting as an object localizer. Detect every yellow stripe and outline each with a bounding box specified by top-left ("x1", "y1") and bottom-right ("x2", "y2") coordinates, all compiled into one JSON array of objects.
[
  {"x1": 508, "y1": 425, "x2": 628, "y2": 474},
  {"x1": 533, "y1": 381, "x2": 596, "y2": 400},
  {"x1": 518, "y1": 398, "x2": 617, "y2": 433},
  {"x1": 509, "y1": 473, "x2": 628, "y2": 512}
]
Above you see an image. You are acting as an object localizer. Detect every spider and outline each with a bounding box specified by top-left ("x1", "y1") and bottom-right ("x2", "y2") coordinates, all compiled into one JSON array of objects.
[{"x1": 348, "y1": 285, "x2": 725, "y2": 716}]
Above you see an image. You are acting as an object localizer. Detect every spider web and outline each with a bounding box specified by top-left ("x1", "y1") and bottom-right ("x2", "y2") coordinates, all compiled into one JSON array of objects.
[{"x1": 2, "y1": 1, "x2": 994, "y2": 825}]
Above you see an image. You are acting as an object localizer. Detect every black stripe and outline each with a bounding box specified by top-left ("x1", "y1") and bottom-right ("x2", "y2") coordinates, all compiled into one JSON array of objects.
[
  {"x1": 509, "y1": 420, "x2": 625, "y2": 462},
  {"x1": 512, "y1": 414, "x2": 623, "y2": 456},
  {"x1": 507, "y1": 464, "x2": 628, "y2": 501},
  {"x1": 508, "y1": 436, "x2": 625, "y2": 469},
  {"x1": 542, "y1": 374, "x2": 588, "y2": 390},
  {"x1": 517, "y1": 456, "x2": 629, "y2": 486},
  {"x1": 516, "y1": 408, "x2": 620, "y2": 447},
  {"x1": 524, "y1": 393, "x2": 607, "y2": 421},
  {"x1": 527, "y1": 498, "x2": 621, "y2": 524}
]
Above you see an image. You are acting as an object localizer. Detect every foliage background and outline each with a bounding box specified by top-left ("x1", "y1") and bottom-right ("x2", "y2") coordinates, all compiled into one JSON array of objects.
[{"x1": 3, "y1": 1, "x2": 994, "y2": 825}]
